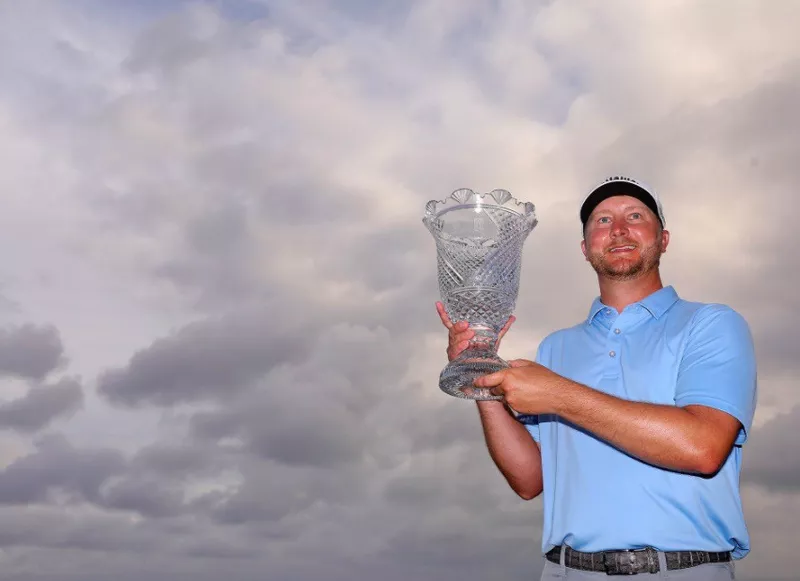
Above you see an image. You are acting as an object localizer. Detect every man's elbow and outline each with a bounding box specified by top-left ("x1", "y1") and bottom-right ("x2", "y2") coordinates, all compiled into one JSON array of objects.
[
  {"x1": 514, "y1": 484, "x2": 543, "y2": 500},
  {"x1": 688, "y1": 444, "x2": 732, "y2": 476},
  {"x1": 682, "y1": 406, "x2": 742, "y2": 476},
  {"x1": 692, "y1": 457, "x2": 724, "y2": 477}
]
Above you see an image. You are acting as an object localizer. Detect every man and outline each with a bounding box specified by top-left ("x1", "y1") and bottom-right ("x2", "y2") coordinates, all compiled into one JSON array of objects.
[{"x1": 437, "y1": 176, "x2": 757, "y2": 579}]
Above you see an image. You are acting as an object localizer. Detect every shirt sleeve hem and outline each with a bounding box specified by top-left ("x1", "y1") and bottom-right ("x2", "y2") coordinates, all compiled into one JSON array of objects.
[{"x1": 516, "y1": 414, "x2": 541, "y2": 443}]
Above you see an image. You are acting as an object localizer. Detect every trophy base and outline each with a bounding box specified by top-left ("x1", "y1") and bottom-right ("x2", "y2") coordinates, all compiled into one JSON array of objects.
[{"x1": 439, "y1": 350, "x2": 508, "y2": 401}]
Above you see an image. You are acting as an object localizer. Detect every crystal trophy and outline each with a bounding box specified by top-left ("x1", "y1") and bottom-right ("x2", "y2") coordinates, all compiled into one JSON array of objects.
[{"x1": 423, "y1": 188, "x2": 537, "y2": 400}]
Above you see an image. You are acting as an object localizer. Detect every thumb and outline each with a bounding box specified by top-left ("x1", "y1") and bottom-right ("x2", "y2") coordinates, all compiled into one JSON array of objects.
[{"x1": 473, "y1": 370, "x2": 506, "y2": 387}]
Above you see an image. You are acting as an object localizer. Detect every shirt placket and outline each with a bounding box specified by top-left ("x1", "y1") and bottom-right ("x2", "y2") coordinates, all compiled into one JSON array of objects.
[{"x1": 602, "y1": 308, "x2": 623, "y2": 378}]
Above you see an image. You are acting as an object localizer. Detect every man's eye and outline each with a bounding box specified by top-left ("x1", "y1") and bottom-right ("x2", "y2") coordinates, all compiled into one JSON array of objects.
[
  {"x1": 630, "y1": 212, "x2": 641, "y2": 219},
  {"x1": 598, "y1": 217, "x2": 610, "y2": 223}
]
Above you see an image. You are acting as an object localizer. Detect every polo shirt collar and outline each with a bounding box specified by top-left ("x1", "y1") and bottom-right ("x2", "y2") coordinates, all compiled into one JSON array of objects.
[
  {"x1": 587, "y1": 285, "x2": 680, "y2": 322},
  {"x1": 587, "y1": 299, "x2": 608, "y2": 323},
  {"x1": 638, "y1": 285, "x2": 680, "y2": 319}
]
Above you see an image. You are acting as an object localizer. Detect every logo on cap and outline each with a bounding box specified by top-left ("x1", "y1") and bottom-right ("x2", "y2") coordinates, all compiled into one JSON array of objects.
[{"x1": 603, "y1": 176, "x2": 640, "y2": 185}]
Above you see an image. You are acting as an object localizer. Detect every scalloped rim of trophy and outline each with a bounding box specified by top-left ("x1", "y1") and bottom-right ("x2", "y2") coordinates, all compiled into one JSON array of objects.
[{"x1": 423, "y1": 188, "x2": 537, "y2": 223}]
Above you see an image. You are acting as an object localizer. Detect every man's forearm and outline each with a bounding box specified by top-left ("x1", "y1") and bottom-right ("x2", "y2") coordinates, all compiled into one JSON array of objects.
[
  {"x1": 552, "y1": 378, "x2": 737, "y2": 475},
  {"x1": 476, "y1": 401, "x2": 542, "y2": 499}
]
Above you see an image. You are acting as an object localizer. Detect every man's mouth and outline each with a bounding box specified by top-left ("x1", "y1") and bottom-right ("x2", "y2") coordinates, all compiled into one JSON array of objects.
[{"x1": 608, "y1": 245, "x2": 636, "y2": 253}]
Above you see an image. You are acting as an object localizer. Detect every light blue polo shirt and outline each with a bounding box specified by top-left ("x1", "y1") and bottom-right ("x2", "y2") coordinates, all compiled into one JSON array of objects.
[{"x1": 518, "y1": 286, "x2": 757, "y2": 559}]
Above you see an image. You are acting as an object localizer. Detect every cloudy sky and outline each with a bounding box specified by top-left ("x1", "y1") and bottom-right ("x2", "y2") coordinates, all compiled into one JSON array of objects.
[{"x1": 0, "y1": 1, "x2": 797, "y2": 579}]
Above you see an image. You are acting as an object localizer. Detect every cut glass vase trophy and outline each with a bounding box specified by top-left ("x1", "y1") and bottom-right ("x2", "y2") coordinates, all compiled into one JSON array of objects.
[{"x1": 423, "y1": 188, "x2": 537, "y2": 400}]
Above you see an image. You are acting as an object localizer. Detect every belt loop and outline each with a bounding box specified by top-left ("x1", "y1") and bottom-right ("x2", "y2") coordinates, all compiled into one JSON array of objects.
[
  {"x1": 657, "y1": 551, "x2": 669, "y2": 579},
  {"x1": 559, "y1": 545, "x2": 567, "y2": 575}
]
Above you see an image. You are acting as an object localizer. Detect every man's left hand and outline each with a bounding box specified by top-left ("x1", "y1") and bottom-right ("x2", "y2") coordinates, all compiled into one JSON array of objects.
[{"x1": 474, "y1": 359, "x2": 566, "y2": 415}]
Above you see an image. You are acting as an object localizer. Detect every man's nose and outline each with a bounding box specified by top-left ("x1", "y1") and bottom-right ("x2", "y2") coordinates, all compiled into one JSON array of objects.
[{"x1": 610, "y1": 219, "x2": 629, "y2": 237}]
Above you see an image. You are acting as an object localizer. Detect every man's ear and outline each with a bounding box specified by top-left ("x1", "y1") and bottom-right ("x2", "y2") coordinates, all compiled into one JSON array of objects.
[
  {"x1": 661, "y1": 229, "x2": 670, "y2": 252},
  {"x1": 580, "y1": 239, "x2": 588, "y2": 260}
]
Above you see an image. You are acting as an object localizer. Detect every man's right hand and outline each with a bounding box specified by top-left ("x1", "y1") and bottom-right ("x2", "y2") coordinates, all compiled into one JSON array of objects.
[{"x1": 436, "y1": 302, "x2": 515, "y2": 362}]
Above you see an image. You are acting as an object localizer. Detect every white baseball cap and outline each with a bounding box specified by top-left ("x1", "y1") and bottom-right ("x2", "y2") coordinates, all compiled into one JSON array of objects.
[{"x1": 580, "y1": 176, "x2": 665, "y2": 227}]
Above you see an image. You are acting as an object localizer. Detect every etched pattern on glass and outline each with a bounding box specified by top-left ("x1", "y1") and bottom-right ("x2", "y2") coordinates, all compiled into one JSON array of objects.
[{"x1": 423, "y1": 188, "x2": 537, "y2": 400}]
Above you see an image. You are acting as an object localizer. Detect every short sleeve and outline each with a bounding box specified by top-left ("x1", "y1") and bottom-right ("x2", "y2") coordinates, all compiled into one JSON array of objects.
[
  {"x1": 516, "y1": 338, "x2": 550, "y2": 443},
  {"x1": 675, "y1": 305, "x2": 758, "y2": 446}
]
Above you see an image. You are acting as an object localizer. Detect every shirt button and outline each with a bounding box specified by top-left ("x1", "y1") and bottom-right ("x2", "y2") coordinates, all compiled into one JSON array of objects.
[
  {"x1": 609, "y1": 350, "x2": 616, "y2": 357},
  {"x1": 614, "y1": 328, "x2": 621, "y2": 334},
  {"x1": 605, "y1": 309, "x2": 612, "y2": 315}
]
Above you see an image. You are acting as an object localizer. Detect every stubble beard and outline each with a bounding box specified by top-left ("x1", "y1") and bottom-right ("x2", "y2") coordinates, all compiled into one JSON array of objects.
[{"x1": 587, "y1": 238, "x2": 664, "y2": 281}]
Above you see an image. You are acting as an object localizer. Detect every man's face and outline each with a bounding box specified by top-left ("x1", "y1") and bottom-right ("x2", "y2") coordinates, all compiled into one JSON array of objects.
[{"x1": 580, "y1": 195, "x2": 669, "y2": 281}]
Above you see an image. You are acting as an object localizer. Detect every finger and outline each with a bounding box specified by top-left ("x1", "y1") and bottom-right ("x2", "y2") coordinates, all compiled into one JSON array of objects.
[
  {"x1": 435, "y1": 302, "x2": 453, "y2": 329},
  {"x1": 473, "y1": 370, "x2": 506, "y2": 388},
  {"x1": 498, "y1": 315, "x2": 516, "y2": 340},
  {"x1": 447, "y1": 340, "x2": 470, "y2": 360},
  {"x1": 452, "y1": 320, "x2": 470, "y2": 332},
  {"x1": 453, "y1": 329, "x2": 475, "y2": 344}
]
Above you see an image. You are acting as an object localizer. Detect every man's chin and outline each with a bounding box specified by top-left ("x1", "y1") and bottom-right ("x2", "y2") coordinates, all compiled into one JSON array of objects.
[
  {"x1": 592, "y1": 261, "x2": 644, "y2": 280},
  {"x1": 588, "y1": 249, "x2": 661, "y2": 280},
  {"x1": 604, "y1": 269, "x2": 643, "y2": 281}
]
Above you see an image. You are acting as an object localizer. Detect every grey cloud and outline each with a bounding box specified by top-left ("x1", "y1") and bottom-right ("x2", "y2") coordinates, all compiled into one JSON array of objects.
[
  {"x1": 96, "y1": 306, "x2": 311, "y2": 407},
  {"x1": 181, "y1": 539, "x2": 258, "y2": 560},
  {"x1": 100, "y1": 477, "x2": 186, "y2": 518},
  {"x1": 0, "y1": 377, "x2": 83, "y2": 433},
  {"x1": 248, "y1": 412, "x2": 362, "y2": 468},
  {"x1": 392, "y1": 382, "x2": 502, "y2": 456},
  {"x1": 735, "y1": 487, "x2": 800, "y2": 580},
  {"x1": 0, "y1": 292, "x2": 20, "y2": 315},
  {"x1": 210, "y1": 490, "x2": 296, "y2": 526},
  {"x1": 374, "y1": 462, "x2": 546, "y2": 579},
  {"x1": 73, "y1": 7, "x2": 375, "y2": 310},
  {"x1": 382, "y1": 526, "x2": 537, "y2": 570},
  {"x1": 122, "y1": 154, "x2": 372, "y2": 311},
  {"x1": 0, "y1": 435, "x2": 125, "y2": 505},
  {"x1": 130, "y1": 441, "x2": 222, "y2": 477},
  {"x1": 0, "y1": 431, "x2": 238, "y2": 523},
  {"x1": 0, "y1": 507, "x2": 160, "y2": 554},
  {"x1": 55, "y1": 10, "x2": 413, "y2": 313},
  {"x1": 191, "y1": 382, "x2": 367, "y2": 471},
  {"x1": 101, "y1": 301, "x2": 417, "y2": 486},
  {"x1": 152, "y1": 197, "x2": 256, "y2": 306},
  {"x1": 146, "y1": 182, "x2": 367, "y2": 309},
  {"x1": 0, "y1": 324, "x2": 65, "y2": 381},
  {"x1": 206, "y1": 459, "x2": 369, "y2": 527},
  {"x1": 0, "y1": 507, "x2": 270, "y2": 580},
  {"x1": 190, "y1": 408, "x2": 239, "y2": 441},
  {"x1": 97, "y1": 441, "x2": 239, "y2": 518},
  {"x1": 321, "y1": 223, "x2": 432, "y2": 294},
  {"x1": 124, "y1": 6, "x2": 217, "y2": 77},
  {"x1": 741, "y1": 406, "x2": 800, "y2": 492},
  {"x1": 186, "y1": 321, "x2": 412, "y2": 470},
  {"x1": 382, "y1": 426, "x2": 538, "y2": 520}
]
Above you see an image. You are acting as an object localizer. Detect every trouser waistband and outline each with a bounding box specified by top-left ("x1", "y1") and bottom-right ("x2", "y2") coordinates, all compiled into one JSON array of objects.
[{"x1": 546, "y1": 545, "x2": 732, "y2": 575}]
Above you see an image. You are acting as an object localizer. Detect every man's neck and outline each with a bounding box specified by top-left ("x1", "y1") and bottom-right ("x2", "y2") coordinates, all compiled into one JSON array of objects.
[{"x1": 597, "y1": 270, "x2": 664, "y2": 313}]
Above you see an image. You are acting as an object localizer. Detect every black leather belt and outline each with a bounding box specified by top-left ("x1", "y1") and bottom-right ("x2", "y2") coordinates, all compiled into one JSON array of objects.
[{"x1": 546, "y1": 545, "x2": 732, "y2": 575}]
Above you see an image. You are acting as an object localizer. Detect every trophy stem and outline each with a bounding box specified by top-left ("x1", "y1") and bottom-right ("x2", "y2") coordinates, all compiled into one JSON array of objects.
[{"x1": 439, "y1": 324, "x2": 508, "y2": 401}]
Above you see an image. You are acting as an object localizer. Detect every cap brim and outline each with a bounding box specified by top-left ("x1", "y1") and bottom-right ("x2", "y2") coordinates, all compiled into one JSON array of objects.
[{"x1": 580, "y1": 181, "x2": 662, "y2": 226}]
